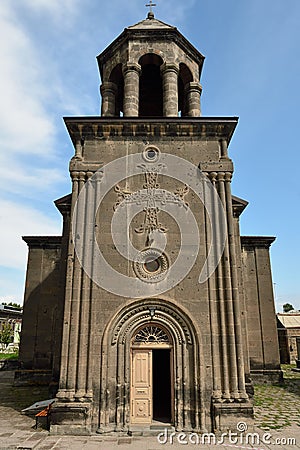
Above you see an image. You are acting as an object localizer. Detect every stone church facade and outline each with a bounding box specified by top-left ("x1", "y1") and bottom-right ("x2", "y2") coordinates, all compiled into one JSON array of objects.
[{"x1": 19, "y1": 12, "x2": 281, "y2": 434}]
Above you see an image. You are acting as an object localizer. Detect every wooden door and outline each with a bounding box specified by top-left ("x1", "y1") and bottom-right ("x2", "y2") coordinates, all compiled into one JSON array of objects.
[{"x1": 131, "y1": 350, "x2": 152, "y2": 423}]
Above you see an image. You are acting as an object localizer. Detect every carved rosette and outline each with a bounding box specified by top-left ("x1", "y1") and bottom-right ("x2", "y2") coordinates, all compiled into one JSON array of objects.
[{"x1": 133, "y1": 248, "x2": 169, "y2": 283}]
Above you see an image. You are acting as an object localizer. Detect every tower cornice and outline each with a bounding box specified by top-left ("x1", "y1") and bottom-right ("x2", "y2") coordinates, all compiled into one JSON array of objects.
[{"x1": 63, "y1": 116, "x2": 238, "y2": 147}]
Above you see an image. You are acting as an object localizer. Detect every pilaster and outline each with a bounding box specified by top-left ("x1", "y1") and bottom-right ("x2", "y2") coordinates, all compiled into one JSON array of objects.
[
  {"x1": 207, "y1": 169, "x2": 249, "y2": 403},
  {"x1": 57, "y1": 171, "x2": 80, "y2": 399},
  {"x1": 204, "y1": 171, "x2": 222, "y2": 401},
  {"x1": 75, "y1": 171, "x2": 94, "y2": 402},
  {"x1": 217, "y1": 172, "x2": 239, "y2": 400},
  {"x1": 224, "y1": 172, "x2": 248, "y2": 400},
  {"x1": 208, "y1": 171, "x2": 230, "y2": 400}
]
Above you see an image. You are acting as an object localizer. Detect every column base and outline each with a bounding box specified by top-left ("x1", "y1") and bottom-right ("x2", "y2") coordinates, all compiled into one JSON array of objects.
[
  {"x1": 50, "y1": 402, "x2": 92, "y2": 435},
  {"x1": 212, "y1": 402, "x2": 254, "y2": 432}
]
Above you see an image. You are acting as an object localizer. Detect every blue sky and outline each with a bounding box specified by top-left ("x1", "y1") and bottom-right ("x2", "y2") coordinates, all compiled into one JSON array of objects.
[{"x1": 0, "y1": 0, "x2": 299, "y2": 312}]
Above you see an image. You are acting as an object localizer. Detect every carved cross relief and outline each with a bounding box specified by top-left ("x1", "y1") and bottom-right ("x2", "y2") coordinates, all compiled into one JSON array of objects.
[{"x1": 114, "y1": 163, "x2": 189, "y2": 239}]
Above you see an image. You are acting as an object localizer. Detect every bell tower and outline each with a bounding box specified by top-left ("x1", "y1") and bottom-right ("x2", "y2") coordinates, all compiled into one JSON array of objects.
[
  {"x1": 43, "y1": 7, "x2": 281, "y2": 436},
  {"x1": 97, "y1": 10, "x2": 204, "y2": 118}
]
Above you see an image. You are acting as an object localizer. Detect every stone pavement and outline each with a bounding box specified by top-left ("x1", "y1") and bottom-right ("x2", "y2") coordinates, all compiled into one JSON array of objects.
[
  {"x1": 253, "y1": 365, "x2": 300, "y2": 432},
  {"x1": 0, "y1": 371, "x2": 299, "y2": 450}
]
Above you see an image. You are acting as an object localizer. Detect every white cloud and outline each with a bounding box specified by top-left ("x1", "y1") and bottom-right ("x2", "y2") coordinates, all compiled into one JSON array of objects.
[
  {"x1": 0, "y1": 200, "x2": 60, "y2": 270},
  {"x1": 0, "y1": 5, "x2": 55, "y2": 155},
  {"x1": 0, "y1": 2, "x2": 79, "y2": 303},
  {"x1": 0, "y1": 157, "x2": 65, "y2": 197},
  {"x1": 0, "y1": 1, "x2": 84, "y2": 158},
  {"x1": 19, "y1": 0, "x2": 80, "y2": 27},
  {"x1": 0, "y1": 2, "x2": 78, "y2": 200}
]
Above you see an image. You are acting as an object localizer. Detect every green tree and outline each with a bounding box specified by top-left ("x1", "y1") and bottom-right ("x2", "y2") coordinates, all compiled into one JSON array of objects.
[
  {"x1": 0, "y1": 322, "x2": 14, "y2": 347},
  {"x1": 1, "y1": 302, "x2": 22, "y2": 309},
  {"x1": 283, "y1": 303, "x2": 294, "y2": 313}
]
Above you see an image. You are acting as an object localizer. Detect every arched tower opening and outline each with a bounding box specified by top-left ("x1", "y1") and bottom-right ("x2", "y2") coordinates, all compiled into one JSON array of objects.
[
  {"x1": 138, "y1": 54, "x2": 163, "y2": 117},
  {"x1": 178, "y1": 63, "x2": 193, "y2": 117},
  {"x1": 100, "y1": 64, "x2": 124, "y2": 117},
  {"x1": 109, "y1": 64, "x2": 124, "y2": 116}
]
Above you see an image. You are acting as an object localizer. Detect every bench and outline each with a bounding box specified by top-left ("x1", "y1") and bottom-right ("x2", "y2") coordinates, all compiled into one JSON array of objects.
[{"x1": 35, "y1": 402, "x2": 54, "y2": 430}]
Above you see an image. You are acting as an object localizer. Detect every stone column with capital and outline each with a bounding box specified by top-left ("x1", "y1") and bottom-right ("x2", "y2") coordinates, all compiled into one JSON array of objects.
[
  {"x1": 224, "y1": 172, "x2": 248, "y2": 399},
  {"x1": 100, "y1": 82, "x2": 117, "y2": 117},
  {"x1": 161, "y1": 63, "x2": 179, "y2": 117},
  {"x1": 123, "y1": 63, "x2": 141, "y2": 117},
  {"x1": 212, "y1": 170, "x2": 249, "y2": 401},
  {"x1": 203, "y1": 171, "x2": 223, "y2": 402},
  {"x1": 56, "y1": 170, "x2": 84, "y2": 401},
  {"x1": 217, "y1": 172, "x2": 240, "y2": 400},
  {"x1": 185, "y1": 82, "x2": 202, "y2": 117},
  {"x1": 209, "y1": 171, "x2": 231, "y2": 400},
  {"x1": 75, "y1": 171, "x2": 94, "y2": 402}
]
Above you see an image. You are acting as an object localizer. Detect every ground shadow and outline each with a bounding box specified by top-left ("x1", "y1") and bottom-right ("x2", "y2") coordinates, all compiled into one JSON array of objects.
[{"x1": 0, "y1": 371, "x2": 49, "y2": 414}]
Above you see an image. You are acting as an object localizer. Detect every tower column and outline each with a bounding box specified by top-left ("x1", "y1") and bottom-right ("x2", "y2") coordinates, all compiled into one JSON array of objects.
[
  {"x1": 123, "y1": 62, "x2": 141, "y2": 116},
  {"x1": 100, "y1": 82, "x2": 117, "y2": 116},
  {"x1": 161, "y1": 63, "x2": 179, "y2": 116},
  {"x1": 185, "y1": 82, "x2": 202, "y2": 117}
]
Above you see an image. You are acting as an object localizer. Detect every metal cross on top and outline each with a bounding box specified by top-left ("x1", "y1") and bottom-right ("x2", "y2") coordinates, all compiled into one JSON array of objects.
[{"x1": 146, "y1": 0, "x2": 157, "y2": 14}]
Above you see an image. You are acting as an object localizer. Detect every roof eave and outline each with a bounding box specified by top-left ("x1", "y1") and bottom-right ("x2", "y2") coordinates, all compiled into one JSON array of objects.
[
  {"x1": 241, "y1": 236, "x2": 276, "y2": 249},
  {"x1": 63, "y1": 116, "x2": 239, "y2": 148},
  {"x1": 22, "y1": 236, "x2": 62, "y2": 249}
]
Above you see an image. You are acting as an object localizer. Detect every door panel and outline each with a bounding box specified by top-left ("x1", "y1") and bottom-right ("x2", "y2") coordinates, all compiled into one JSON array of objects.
[{"x1": 131, "y1": 350, "x2": 152, "y2": 423}]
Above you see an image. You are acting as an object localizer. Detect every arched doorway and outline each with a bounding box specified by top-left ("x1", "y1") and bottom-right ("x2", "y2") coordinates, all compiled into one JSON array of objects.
[
  {"x1": 99, "y1": 299, "x2": 205, "y2": 433},
  {"x1": 130, "y1": 324, "x2": 173, "y2": 424}
]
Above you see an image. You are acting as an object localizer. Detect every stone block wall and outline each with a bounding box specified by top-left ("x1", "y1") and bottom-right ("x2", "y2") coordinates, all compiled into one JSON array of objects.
[
  {"x1": 19, "y1": 237, "x2": 65, "y2": 377},
  {"x1": 241, "y1": 237, "x2": 281, "y2": 380}
]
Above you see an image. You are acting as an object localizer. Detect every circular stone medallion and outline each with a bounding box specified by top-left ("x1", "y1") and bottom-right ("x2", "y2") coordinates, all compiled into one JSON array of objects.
[
  {"x1": 142, "y1": 145, "x2": 160, "y2": 163},
  {"x1": 133, "y1": 248, "x2": 169, "y2": 283}
]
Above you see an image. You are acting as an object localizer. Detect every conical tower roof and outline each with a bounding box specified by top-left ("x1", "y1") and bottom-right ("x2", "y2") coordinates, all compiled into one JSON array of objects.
[
  {"x1": 97, "y1": 14, "x2": 204, "y2": 80},
  {"x1": 127, "y1": 15, "x2": 175, "y2": 30}
]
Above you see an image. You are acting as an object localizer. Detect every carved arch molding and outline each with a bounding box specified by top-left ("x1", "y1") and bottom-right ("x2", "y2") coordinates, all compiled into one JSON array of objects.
[
  {"x1": 111, "y1": 301, "x2": 193, "y2": 345},
  {"x1": 98, "y1": 299, "x2": 206, "y2": 433}
]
